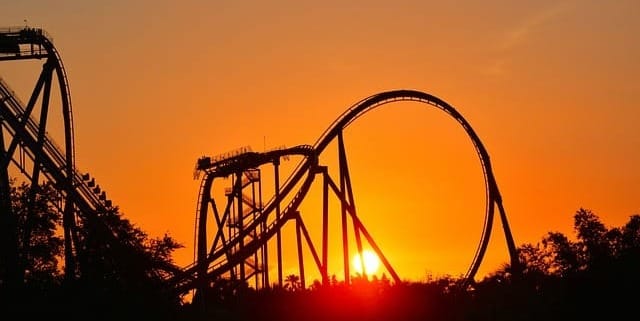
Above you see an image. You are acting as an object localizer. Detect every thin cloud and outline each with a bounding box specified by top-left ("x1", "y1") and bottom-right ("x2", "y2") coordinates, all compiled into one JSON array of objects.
[
  {"x1": 499, "y1": 2, "x2": 572, "y2": 52},
  {"x1": 485, "y1": 1, "x2": 573, "y2": 77}
]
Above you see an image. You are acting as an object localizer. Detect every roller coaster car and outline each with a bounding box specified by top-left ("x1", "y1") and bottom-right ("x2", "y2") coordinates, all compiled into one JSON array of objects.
[
  {"x1": 87, "y1": 178, "x2": 95, "y2": 187},
  {"x1": 18, "y1": 28, "x2": 43, "y2": 38},
  {"x1": 93, "y1": 185, "x2": 101, "y2": 194},
  {"x1": 81, "y1": 173, "x2": 90, "y2": 180},
  {"x1": 99, "y1": 191, "x2": 106, "y2": 201}
]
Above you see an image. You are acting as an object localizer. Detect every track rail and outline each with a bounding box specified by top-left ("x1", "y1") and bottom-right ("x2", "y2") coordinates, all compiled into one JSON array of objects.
[
  {"x1": 0, "y1": 27, "x2": 117, "y2": 220},
  {"x1": 0, "y1": 27, "x2": 180, "y2": 281},
  {"x1": 2, "y1": 27, "x2": 519, "y2": 297},
  {"x1": 310, "y1": 90, "x2": 518, "y2": 281},
  {"x1": 179, "y1": 90, "x2": 520, "y2": 295},
  {"x1": 171, "y1": 145, "x2": 318, "y2": 292},
  {"x1": 0, "y1": 27, "x2": 76, "y2": 174}
]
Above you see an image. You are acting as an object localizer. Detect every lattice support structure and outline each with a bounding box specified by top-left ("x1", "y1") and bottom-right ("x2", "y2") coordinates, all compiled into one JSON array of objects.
[
  {"x1": 1, "y1": 27, "x2": 520, "y2": 310},
  {"x1": 0, "y1": 27, "x2": 134, "y2": 288},
  {"x1": 177, "y1": 90, "x2": 522, "y2": 312}
]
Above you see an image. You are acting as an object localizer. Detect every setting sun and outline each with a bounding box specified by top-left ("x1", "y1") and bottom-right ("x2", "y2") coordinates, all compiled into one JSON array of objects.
[{"x1": 352, "y1": 250, "x2": 381, "y2": 276}]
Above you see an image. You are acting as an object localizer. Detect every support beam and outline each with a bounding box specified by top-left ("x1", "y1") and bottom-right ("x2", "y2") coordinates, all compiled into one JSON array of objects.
[
  {"x1": 339, "y1": 157, "x2": 350, "y2": 281},
  {"x1": 321, "y1": 167, "x2": 329, "y2": 286},
  {"x1": 274, "y1": 159, "x2": 283, "y2": 287},
  {"x1": 338, "y1": 133, "x2": 366, "y2": 280},
  {"x1": 0, "y1": 122, "x2": 19, "y2": 292},
  {"x1": 295, "y1": 213, "x2": 305, "y2": 290}
]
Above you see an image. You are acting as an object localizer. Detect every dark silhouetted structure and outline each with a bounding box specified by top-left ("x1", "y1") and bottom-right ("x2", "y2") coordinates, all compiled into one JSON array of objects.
[
  {"x1": 177, "y1": 90, "x2": 522, "y2": 313},
  {"x1": 0, "y1": 27, "x2": 520, "y2": 316}
]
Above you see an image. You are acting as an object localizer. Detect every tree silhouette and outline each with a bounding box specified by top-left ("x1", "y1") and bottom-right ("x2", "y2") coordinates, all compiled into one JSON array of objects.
[
  {"x1": 5, "y1": 182, "x2": 640, "y2": 321},
  {"x1": 284, "y1": 274, "x2": 301, "y2": 291},
  {"x1": 0, "y1": 179, "x2": 184, "y2": 321},
  {"x1": 0, "y1": 180, "x2": 63, "y2": 300}
]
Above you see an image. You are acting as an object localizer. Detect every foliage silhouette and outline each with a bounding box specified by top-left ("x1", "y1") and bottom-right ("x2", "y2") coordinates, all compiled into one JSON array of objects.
[
  {"x1": 3, "y1": 180, "x2": 639, "y2": 321},
  {"x1": 284, "y1": 274, "x2": 301, "y2": 291},
  {"x1": 0, "y1": 179, "x2": 184, "y2": 321},
  {"x1": 193, "y1": 208, "x2": 640, "y2": 321}
]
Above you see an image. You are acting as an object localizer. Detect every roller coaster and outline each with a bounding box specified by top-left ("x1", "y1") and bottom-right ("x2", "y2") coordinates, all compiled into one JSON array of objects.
[{"x1": 0, "y1": 27, "x2": 520, "y2": 305}]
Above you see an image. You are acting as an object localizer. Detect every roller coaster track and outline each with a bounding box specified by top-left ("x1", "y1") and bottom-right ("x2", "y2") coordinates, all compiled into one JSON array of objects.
[
  {"x1": 179, "y1": 90, "x2": 521, "y2": 301},
  {"x1": 311, "y1": 90, "x2": 520, "y2": 282},
  {"x1": 171, "y1": 145, "x2": 319, "y2": 293},
  {"x1": 1, "y1": 27, "x2": 520, "y2": 303},
  {"x1": 0, "y1": 27, "x2": 153, "y2": 283},
  {"x1": 0, "y1": 77, "x2": 108, "y2": 213}
]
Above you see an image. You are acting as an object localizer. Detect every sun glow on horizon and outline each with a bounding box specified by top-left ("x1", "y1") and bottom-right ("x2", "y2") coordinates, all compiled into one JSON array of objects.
[{"x1": 352, "y1": 249, "x2": 381, "y2": 276}]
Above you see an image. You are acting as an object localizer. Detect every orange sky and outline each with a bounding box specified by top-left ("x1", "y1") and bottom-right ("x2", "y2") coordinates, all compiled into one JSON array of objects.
[{"x1": 1, "y1": 0, "x2": 639, "y2": 283}]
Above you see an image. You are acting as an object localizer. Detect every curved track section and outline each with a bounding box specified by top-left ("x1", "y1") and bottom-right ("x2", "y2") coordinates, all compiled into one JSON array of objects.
[
  {"x1": 0, "y1": 27, "x2": 155, "y2": 282},
  {"x1": 171, "y1": 145, "x2": 318, "y2": 293},
  {"x1": 179, "y1": 90, "x2": 520, "y2": 296},
  {"x1": 0, "y1": 27, "x2": 76, "y2": 172},
  {"x1": 3, "y1": 27, "x2": 519, "y2": 299},
  {"x1": 310, "y1": 89, "x2": 519, "y2": 282}
]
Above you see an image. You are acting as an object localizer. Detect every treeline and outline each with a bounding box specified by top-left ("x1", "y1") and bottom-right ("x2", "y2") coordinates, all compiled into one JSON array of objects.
[
  {"x1": 183, "y1": 208, "x2": 640, "y2": 321},
  {"x1": 0, "y1": 180, "x2": 184, "y2": 321},
  {"x1": 1, "y1": 181, "x2": 639, "y2": 320}
]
